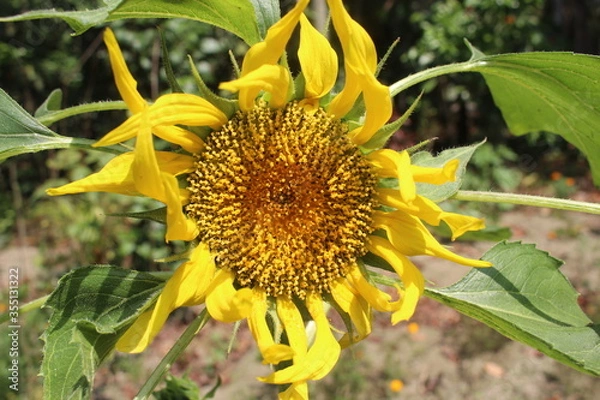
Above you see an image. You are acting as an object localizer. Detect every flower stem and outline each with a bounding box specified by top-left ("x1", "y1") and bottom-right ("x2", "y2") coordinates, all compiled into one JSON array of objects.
[
  {"x1": 389, "y1": 60, "x2": 483, "y2": 96},
  {"x1": 0, "y1": 294, "x2": 50, "y2": 324},
  {"x1": 452, "y1": 190, "x2": 600, "y2": 215},
  {"x1": 134, "y1": 308, "x2": 211, "y2": 400},
  {"x1": 37, "y1": 100, "x2": 128, "y2": 126}
]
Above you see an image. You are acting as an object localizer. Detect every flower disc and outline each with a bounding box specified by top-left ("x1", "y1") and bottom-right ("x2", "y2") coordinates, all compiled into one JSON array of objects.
[{"x1": 186, "y1": 102, "x2": 377, "y2": 299}]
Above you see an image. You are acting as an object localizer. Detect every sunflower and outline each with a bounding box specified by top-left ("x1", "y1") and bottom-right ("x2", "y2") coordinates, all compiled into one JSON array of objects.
[{"x1": 47, "y1": 0, "x2": 491, "y2": 397}]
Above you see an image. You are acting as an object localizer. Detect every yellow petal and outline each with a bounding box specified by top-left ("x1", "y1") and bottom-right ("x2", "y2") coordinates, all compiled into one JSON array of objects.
[
  {"x1": 410, "y1": 159, "x2": 459, "y2": 184},
  {"x1": 205, "y1": 269, "x2": 253, "y2": 322},
  {"x1": 368, "y1": 149, "x2": 416, "y2": 203},
  {"x1": 95, "y1": 94, "x2": 226, "y2": 148},
  {"x1": 346, "y1": 266, "x2": 393, "y2": 313},
  {"x1": 326, "y1": 0, "x2": 376, "y2": 117},
  {"x1": 104, "y1": 28, "x2": 145, "y2": 113},
  {"x1": 248, "y1": 289, "x2": 295, "y2": 364},
  {"x1": 45, "y1": 151, "x2": 194, "y2": 197},
  {"x1": 261, "y1": 293, "x2": 340, "y2": 384},
  {"x1": 220, "y1": 64, "x2": 291, "y2": 110},
  {"x1": 116, "y1": 242, "x2": 215, "y2": 353},
  {"x1": 162, "y1": 173, "x2": 199, "y2": 242},
  {"x1": 276, "y1": 297, "x2": 308, "y2": 360},
  {"x1": 280, "y1": 382, "x2": 309, "y2": 400},
  {"x1": 132, "y1": 110, "x2": 164, "y2": 200},
  {"x1": 241, "y1": 0, "x2": 309, "y2": 75},
  {"x1": 373, "y1": 211, "x2": 491, "y2": 267},
  {"x1": 367, "y1": 236, "x2": 425, "y2": 323},
  {"x1": 347, "y1": 72, "x2": 393, "y2": 145},
  {"x1": 154, "y1": 125, "x2": 205, "y2": 154},
  {"x1": 326, "y1": 0, "x2": 392, "y2": 140},
  {"x1": 330, "y1": 277, "x2": 372, "y2": 347},
  {"x1": 298, "y1": 14, "x2": 338, "y2": 101}
]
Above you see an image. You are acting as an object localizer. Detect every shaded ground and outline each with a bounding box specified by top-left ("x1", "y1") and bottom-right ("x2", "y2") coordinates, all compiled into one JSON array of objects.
[{"x1": 1, "y1": 207, "x2": 599, "y2": 399}]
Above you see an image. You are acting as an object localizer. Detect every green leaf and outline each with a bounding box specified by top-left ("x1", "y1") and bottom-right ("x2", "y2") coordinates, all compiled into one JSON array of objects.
[
  {"x1": 107, "y1": 0, "x2": 261, "y2": 45},
  {"x1": 0, "y1": 0, "x2": 122, "y2": 35},
  {"x1": 470, "y1": 52, "x2": 600, "y2": 185},
  {"x1": 426, "y1": 241, "x2": 600, "y2": 376},
  {"x1": 153, "y1": 374, "x2": 202, "y2": 400},
  {"x1": 411, "y1": 140, "x2": 485, "y2": 202},
  {"x1": 0, "y1": 88, "x2": 73, "y2": 161},
  {"x1": 249, "y1": 0, "x2": 280, "y2": 40},
  {"x1": 42, "y1": 266, "x2": 166, "y2": 399},
  {"x1": 0, "y1": 0, "x2": 261, "y2": 45}
]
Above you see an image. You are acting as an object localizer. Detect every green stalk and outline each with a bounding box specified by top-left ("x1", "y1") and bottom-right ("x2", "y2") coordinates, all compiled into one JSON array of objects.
[
  {"x1": 0, "y1": 294, "x2": 50, "y2": 324},
  {"x1": 388, "y1": 60, "x2": 483, "y2": 96},
  {"x1": 134, "y1": 308, "x2": 211, "y2": 400},
  {"x1": 37, "y1": 100, "x2": 128, "y2": 126},
  {"x1": 452, "y1": 190, "x2": 600, "y2": 215}
]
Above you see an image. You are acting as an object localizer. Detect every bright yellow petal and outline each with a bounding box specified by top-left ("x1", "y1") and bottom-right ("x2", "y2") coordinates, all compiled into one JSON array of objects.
[
  {"x1": 220, "y1": 64, "x2": 291, "y2": 110},
  {"x1": 330, "y1": 277, "x2": 372, "y2": 347},
  {"x1": 162, "y1": 173, "x2": 199, "y2": 241},
  {"x1": 410, "y1": 159, "x2": 459, "y2": 184},
  {"x1": 326, "y1": 0, "x2": 376, "y2": 117},
  {"x1": 261, "y1": 292, "x2": 340, "y2": 384},
  {"x1": 373, "y1": 211, "x2": 491, "y2": 267},
  {"x1": 248, "y1": 289, "x2": 295, "y2": 364},
  {"x1": 205, "y1": 269, "x2": 253, "y2": 322},
  {"x1": 347, "y1": 72, "x2": 393, "y2": 145},
  {"x1": 346, "y1": 266, "x2": 394, "y2": 313},
  {"x1": 116, "y1": 242, "x2": 215, "y2": 353},
  {"x1": 94, "y1": 94, "x2": 226, "y2": 148},
  {"x1": 153, "y1": 125, "x2": 204, "y2": 154},
  {"x1": 368, "y1": 149, "x2": 416, "y2": 203},
  {"x1": 280, "y1": 382, "x2": 309, "y2": 400},
  {"x1": 298, "y1": 14, "x2": 338, "y2": 101},
  {"x1": 367, "y1": 236, "x2": 425, "y2": 323},
  {"x1": 45, "y1": 151, "x2": 194, "y2": 197},
  {"x1": 326, "y1": 0, "x2": 392, "y2": 140},
  {"x1": 241, "y1": 0, "x2": 309, "y2": 75},
  {"x1": 104, "y1": 28, "x2": 145, "y2": 113},
  {"x1": 276, "y1": 297, "x2": 308, "y2": 361}
]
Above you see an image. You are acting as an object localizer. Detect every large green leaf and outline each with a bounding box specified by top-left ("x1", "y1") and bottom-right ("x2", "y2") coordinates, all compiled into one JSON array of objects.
[
  {"x1": 471, "y1": 52, "x2": 600, "y2": 184},
  {"x1": 42, "y1": 266, "x2": 166, "y2": 400},
  {"x1": 0, "y1": 0, "x2": 261, "y2": 45},
  {"x1": 426, "y1": 241, "x2": 600, "y2": 376}
]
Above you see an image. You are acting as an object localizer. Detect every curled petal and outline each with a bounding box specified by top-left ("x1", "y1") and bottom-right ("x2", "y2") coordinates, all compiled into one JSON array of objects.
[
  {"x1": 116, "y1": 242, "x2": 215, "y2": 353},
  {"x1": 248, "y1": 289, "x2": 295, "y2": 364},
  {"x1": 377, "y1": 189, "x2": 487, "y2": 239},
  {"x1": 261, "y1": 293, "x2": 341, "y2": 384},
  {"x1": 298, "y1": 14, "x2": 338, "y2": 102},
  {"x1": 241, "y1": 0, "x2": 309, "y2": 74},
  {"x1": 346, "y1": 266, "x2": 396, "y2": 313},
  {"x1": 330, "y1": 277, "x2": 372, "y2": 347},
  {"x1": 205, "y1": 269, "x2": 253, "y2": 322},
  {"x1": 326, "y1": 0, "x2": 392, "y2": 141},
  {"x1": 220, "y1": 64, "x2": 291, "y2": 110},
  {"x1": 277, "y1": 297, "x2": 308, "y2": 361},
  {"x1": 94, "y1": 94, "x2": 226, "y2": 148},
  {"x1": 104, "y1": 28, "x2": 145, "y2": 113},
  {"x1": 368, "y1": 149, "x2": 416, "y2": 203},
  {"x1": 373, "y1": 211, "x2": 491, "y2": 267},
  {"x1": 45, "y1": 152, "x2": 194, "y2": 197},
  {"x1": 410, "y1": 159, "x2": 459, "y2": 184},
  {"x1": 367, "y1": 236, "x2": 425, "y2": 323},
  {"x1": 280, "y1": 382, "x2": 309, "y2": 400}
]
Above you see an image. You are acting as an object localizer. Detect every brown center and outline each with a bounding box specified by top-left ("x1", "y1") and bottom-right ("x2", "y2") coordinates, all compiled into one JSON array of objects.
[{"x1": 186, "y1": 102, "x2": 377, "y2": 299}]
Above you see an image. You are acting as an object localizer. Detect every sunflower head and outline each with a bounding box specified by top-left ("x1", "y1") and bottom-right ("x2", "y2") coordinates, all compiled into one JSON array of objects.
[{"x1": 46, "y1": 0, "x2": 491, "y2": 398}]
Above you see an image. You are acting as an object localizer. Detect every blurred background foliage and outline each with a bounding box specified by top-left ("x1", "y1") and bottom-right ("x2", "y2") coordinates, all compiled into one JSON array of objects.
[{"x1": 1, "y1": 1, "x2": 599, "y2": 398}]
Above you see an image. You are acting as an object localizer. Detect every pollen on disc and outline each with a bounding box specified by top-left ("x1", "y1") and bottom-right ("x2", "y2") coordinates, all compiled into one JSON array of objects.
[{"x1": 186, "y1": 102, "x2": 377, "y2": 299}]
